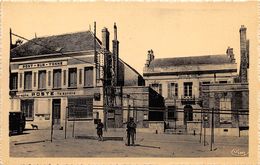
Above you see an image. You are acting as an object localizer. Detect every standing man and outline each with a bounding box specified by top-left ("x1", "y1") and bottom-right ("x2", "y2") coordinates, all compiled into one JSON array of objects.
[
  {"x1": 126, "y1": 117, "x2": 136, "y2": 146},
  {"x1": 96, "y1": 119, "x2": 104, "y2": 141}
]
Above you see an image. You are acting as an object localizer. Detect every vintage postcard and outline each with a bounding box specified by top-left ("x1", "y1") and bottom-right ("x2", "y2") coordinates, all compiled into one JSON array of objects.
[{"x1": 0, "y1": 1, "x2": 259, "y2": 165}]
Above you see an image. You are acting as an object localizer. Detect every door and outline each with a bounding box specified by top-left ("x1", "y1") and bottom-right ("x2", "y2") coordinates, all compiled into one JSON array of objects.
[
  {"x1": 184, "y1": 105, "x2": 193, "y2": 125},
  {"x1": 52, "y1": 99, "x2": 61, "y2": 125}
]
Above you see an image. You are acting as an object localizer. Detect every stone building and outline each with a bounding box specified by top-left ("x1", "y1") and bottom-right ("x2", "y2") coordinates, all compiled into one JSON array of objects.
[
  {"x1": 200, "y1": 25, "x2": 249, "y2": 136},
  {"x1": 143, "y1": 25, "x2": 249, "y2": 135},
  {"x1": 9, "y1": 24, "x2": 164, "y2": 131}
]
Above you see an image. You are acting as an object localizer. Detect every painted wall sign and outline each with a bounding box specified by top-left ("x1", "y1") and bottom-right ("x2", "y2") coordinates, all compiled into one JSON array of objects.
[
  {"x1": 19, "y1": 61, "x2": 67, "y2": 69},
  {"x1": 16, "y1": 90, "x2": 78, "y2": 97}
]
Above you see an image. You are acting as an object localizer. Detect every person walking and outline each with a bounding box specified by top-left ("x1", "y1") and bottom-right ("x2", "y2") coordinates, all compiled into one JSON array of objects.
[
  {"x1": 96, "y1": 119, "x2": 104, "y2": 141},
  {"x1": 126, "y1": 117, "x2": 136, "y2": 146}
]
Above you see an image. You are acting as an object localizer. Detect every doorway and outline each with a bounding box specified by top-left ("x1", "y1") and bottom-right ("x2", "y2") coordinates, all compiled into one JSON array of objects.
[
  {"x1": 52, "y1": 99, "x2": 61, "y2": 125},
  {"x1": 184, "y1": 105, "x2": 193, "y2": 125}
]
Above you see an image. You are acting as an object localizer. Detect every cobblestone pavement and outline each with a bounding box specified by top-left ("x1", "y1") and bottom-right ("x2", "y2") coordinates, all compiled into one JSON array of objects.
[{"x1": 9, "y1": 128, "x2": 248, "y2": 157}]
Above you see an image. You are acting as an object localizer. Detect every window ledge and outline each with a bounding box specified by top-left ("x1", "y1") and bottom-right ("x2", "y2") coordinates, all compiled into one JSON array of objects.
[
  {"x1": 67, "y1": 87, "x2": 77, "y2": 89},
  {"x1": 83, "y1": 86, "x2": 94, "y2": 88},
  {"x1": 52, "y1": 88, "x2": 62, "y2": 90},
  {"x1": 38, "y1": 88, "x2": 46, "y2": 91},
  {"x1": 23, "y1": 89, "x2": 32, "y2": 92}
]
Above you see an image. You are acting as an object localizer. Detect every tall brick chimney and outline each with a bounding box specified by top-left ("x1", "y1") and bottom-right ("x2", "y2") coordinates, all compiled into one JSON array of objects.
[
  {"x1": 226, "y1": 47, "x2": 235, "y2": 63},
  {"x1": 102, "y1": 27, "x2": 110, "y2": 51},
  {"x1": 239, "y1": 25, "x2": 249, "y2": 83},
  {"x1": 112, "y1": 23, "x2": 119, "y2": 86}
]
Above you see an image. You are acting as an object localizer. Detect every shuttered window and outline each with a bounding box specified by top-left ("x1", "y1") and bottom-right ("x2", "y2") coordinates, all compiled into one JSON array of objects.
[
  {"x1": 53, "y1": 69, "x2": 61, "y2": 89},
  {"x1": 63, "y1": 70, "x2": 66, "y2": 85},
  {"x1": 24, "y1": 71, "x2": 32, "y2": 90},
  {"x1": 84, "y1": 67, "x2": 93, "y2": 87},
  {"x1": 33, "y1": 72, "x2": 37, "y2": 87},
  {"x1": 19, "y1": 73, "x2": 23, "y2": 88},
  {"x1": 184, "y1": 82, "x2": 192, "y2": 97},
  {"x1": 21, "y1": 100, "x2": 34, "y2": 120},
  {"x1": 79, "y1": 69, "x2": 82, "y2": 85},
  {"x1": 168, "y1": 83, "x2": 178, "y2": 98},
  {"x1": 219, "y1": 98, "x2": 232, "y2": 123},
  {"x1": 10, "y1": 73, "x2": 18, "y2": 90},
  {"x1": 68, "y1": 68, "x2": 77, "y2": 88},
  {"x1": 48, "y1": 71, "x2": 51, "y2": 86},
  {"x1": 68, "y1": 97, "x2": 93, "y2": 119},
  {"x1": 38, "y1": 70, "x2": 46, "y2": 89}
]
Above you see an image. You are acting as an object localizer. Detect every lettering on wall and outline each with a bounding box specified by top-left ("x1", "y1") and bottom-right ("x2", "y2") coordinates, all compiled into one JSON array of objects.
[{"x1": 19, "y1": 61, "x2": 67, "y2": 69}]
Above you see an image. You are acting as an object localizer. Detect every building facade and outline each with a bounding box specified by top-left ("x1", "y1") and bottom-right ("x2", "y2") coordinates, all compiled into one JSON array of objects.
[
  {"x1": 9, "y1": 24, "x2": 150, "y2": 130},
  {"x1": 143, "y1": 25, "x2": 249, "y2": 135}
]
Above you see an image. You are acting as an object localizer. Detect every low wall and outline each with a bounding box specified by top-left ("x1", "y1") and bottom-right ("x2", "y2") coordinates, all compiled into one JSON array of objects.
[
  {"x1": 148, "y1": 121, "x2": 165, "y2": 134},
  {"x1": 203, "y1": 128, "x2": 240, "y2": 136},
  {"x1": 187, "y1": 121, "x2": 201, "y2": 135}
]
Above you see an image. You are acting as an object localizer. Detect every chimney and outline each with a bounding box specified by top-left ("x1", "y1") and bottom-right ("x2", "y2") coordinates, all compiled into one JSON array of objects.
[
  {"x1": 112, "y1": 23, "x2": 119, "y2": 85},
  {"x1": 145, "y1": 49, "x2": 155, "y2": 67},
  {"x1": 240, "y1": 25, "x2": 247, "y2": 54},
  {"x1": 102, "y1": 27, "x2": 110, "y2": 51},
  {"x1": 239, "y1": 25, "x2": 249, "y2": 83},
  {"x1": 226, "y1": 47, "x2": 235, "y2": 63}
]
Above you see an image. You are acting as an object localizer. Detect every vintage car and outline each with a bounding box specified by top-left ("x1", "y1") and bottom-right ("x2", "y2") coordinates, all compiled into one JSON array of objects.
[{"x1": 9, "y1": 112, "x2": 26, "y2": 135}]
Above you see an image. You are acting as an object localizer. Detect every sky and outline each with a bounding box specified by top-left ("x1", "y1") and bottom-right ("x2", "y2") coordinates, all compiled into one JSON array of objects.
[{"x1": 2, "y1": 2, "x2": 257, "y2": 74}]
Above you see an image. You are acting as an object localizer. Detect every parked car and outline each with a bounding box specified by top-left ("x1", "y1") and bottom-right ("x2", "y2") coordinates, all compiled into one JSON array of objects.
[{"x1": 9, "y1": 112, "x2": 26, "y2": 135}]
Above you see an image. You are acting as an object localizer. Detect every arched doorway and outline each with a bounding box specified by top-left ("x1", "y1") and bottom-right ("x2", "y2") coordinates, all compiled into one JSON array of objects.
[{"x1": 184, "y1": 105, "x2": 193, "y2": 125}]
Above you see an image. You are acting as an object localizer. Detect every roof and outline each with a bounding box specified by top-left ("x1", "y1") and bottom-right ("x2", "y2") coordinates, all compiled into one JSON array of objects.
[
  {"x1": 10, "y1": 31, "x2": 102, "y2": 58},
  {"x1": 119, "y1": 58, "x2": 142, "y2": 78},
  {"x1": 149, "y1": 55, "x2": 233, "y2": 68}
]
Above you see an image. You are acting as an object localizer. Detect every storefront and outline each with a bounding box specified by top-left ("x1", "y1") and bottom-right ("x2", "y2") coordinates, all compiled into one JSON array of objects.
[{"x1": 10, "y1": 88, "x2": 103, "y2": 129}]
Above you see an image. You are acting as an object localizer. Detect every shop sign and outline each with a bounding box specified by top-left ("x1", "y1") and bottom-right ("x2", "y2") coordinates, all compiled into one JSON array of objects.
[
  {"x1": 19, "y1": 61, "x2": 67, "y2": 69},
  {"x1": 16, "y1": 90, "x2": 79, "y2": 97}
]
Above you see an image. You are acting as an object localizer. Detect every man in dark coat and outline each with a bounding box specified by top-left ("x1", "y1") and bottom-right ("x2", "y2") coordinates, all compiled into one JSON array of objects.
[
  {"x1": 96, "y1": 119, "x2": 104, "y2": 141},
  {"x1": 126, "y1": 117, "x2": 136, "y2": 146}
]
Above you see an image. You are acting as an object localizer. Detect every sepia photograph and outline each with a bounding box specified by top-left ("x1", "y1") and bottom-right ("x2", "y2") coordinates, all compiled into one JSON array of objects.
[{"x1": 0, "y1": 1, "x2": 258, "y2": 165}]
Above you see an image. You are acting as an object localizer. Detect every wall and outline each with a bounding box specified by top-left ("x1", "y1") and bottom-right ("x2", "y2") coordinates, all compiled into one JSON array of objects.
[{"x1": 201, "y1": 83, "x2": 249, "y2": 130}]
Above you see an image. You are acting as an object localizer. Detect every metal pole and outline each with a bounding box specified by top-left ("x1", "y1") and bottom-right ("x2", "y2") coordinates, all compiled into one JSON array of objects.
[
  {"x1": 199, "y1": 107, "x2": 203, "y2": 143},
  {"x1": 65, "y1": 107, "x2": 67, "y2": 139},
  {"x1": 50, "y1": 109, "x2": 54, "y2": 142},
  {"x1": 127, "y1": 95, "x2": 130, "y2": 121},
  {"x1": 72, "y1": 107, "x2": 75, "y2": 138},
  {"x1": 210, "y1": 108, "x2": 214, "y2": 151},
  {"x1": 203, "y1": 117, "x2": 206, "y2": 146}
]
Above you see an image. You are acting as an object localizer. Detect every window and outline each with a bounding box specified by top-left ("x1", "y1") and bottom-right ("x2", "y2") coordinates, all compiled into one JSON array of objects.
[
  {"x1": 53, "y1": 69, "x2": 61, "y2": 89},
  {"x1": 168, "y1": 83, "x2": 178, "y2": 98},
  {"x1": 10, "y1": 73, "x2": 18, "y2": 90},
  {"x1": 68, "y1": 97, "x2": 93, "y2": 119},
  {"x1": 150, "y1": 83, "x2": 162, "y2": 95},
  {"x1": 38, "y1": 70, "x2": 46, "y2": 89},
  {"x1": 24, "y1": 71, "x2": 32, "y2": 90},
  {"x1": 84, "y1": 67, "x2": 94, "y2": 87},
  {"x1": 68, "y1": 68, "x2": 77, "y2": 88},
  {"x1": 168, "y1": 106, "x2": 177, "y2": 120},
  {"x1": 184, "y1": 82, "x2": 193, "y2": 97},
  {"x1": 21, "y1": 100, "x2": 34, "y2": 120},
  {"x1": 219, "y1": 98, "x2": 231, "y2": 123}
]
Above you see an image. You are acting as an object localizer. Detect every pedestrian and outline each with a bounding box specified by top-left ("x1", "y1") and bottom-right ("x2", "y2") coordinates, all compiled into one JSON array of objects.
[
  {"x1": 96, "y1": 119, "x2": 104, "y2": 141},
  {"x1": 126, "y1": 117, "x2": 136, "y2": 146}
]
